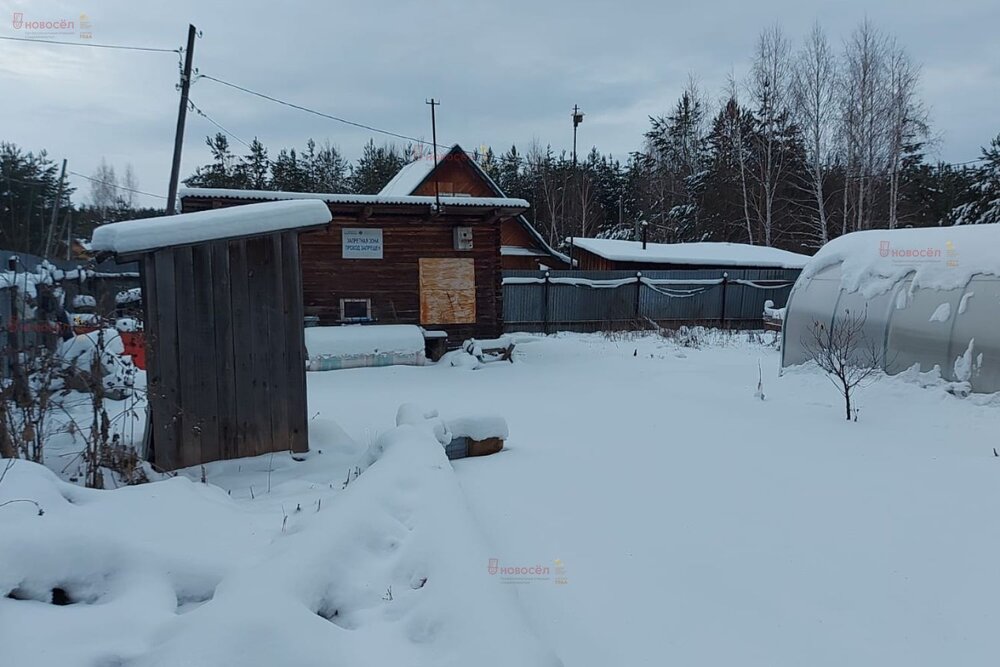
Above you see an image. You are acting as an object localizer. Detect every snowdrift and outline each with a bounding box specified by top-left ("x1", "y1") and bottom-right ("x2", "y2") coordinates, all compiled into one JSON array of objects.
[{"x1": 0, "y1": 414, "x2": 560, "y2": 667}]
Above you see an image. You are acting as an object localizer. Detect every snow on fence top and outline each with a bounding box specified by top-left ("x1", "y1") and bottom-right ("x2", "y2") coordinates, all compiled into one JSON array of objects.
[
  {"x1": 91, "y1": 200, "x2": 333, "y2": 254},
  {"x1": 800, "y1": 225, "x2": 1000, "y2": 297},
  {"x1": 569, "y1": 238, "x2": 811, "y2": 269},
  {"x1": 178, "y1": 187, "x2": 529, "y2": 211}
]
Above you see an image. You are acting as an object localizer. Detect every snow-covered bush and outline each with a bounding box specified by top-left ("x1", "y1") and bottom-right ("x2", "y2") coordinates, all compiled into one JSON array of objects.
[
  {"x1": 657, "y1": 324, "x2": 705, "y2": 348},
  {"x1": 59, "y1": 328, "x2": 139, "y2": 399}
]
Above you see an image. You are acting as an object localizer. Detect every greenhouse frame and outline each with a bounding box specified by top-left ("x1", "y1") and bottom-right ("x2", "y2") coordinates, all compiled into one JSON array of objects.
[{"x1": 781, "y1": 225, "x2": 1000, "y2": 394}]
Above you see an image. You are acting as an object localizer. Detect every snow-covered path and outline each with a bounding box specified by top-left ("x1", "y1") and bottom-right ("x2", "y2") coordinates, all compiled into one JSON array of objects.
[{"x1": 318, "y1": 332, "x2": 1000, "y2": 666}]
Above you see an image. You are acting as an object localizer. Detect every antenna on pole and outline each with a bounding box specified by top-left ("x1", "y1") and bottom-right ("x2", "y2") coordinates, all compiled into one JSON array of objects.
[{"x1": 426, "y1": 98, "x2": 440, "y2": 210}]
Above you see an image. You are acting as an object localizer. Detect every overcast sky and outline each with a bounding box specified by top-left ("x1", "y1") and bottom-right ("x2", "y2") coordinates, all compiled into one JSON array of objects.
[{"x1": 2, "y1": 0, "x2": 998, "y2": 208}]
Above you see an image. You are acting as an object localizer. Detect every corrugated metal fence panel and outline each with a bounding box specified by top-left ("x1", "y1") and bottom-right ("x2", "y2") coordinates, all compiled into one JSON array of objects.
[
  {"x1": 548, "y1": 279, "x2": 637, "y2": 329},
  {"x1": 640, "y1": 268, "x2": 725, "y2": 323},
  {"x1": 724, "y1": 268, "x2": 799, "y2": 322},
  {"x1": 502, "y1": 269, "x2": 801, "y2": 332},
  {"x1": 502, "y1": 281, "x2": 546, "y2": 332}
]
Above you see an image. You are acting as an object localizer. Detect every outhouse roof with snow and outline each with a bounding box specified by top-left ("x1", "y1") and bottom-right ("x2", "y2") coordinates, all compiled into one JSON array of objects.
[
  {"x1": 569, "y1": 238, "x2": 811, "y2": 269},
  {"x1": 91, "y1": 199, "x2": 333, "y2": 254}
]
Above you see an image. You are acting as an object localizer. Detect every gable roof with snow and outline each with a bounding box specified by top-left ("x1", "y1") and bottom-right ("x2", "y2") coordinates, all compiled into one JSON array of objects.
[
  {"x1": 378, "y1": 158, "x2": 439, "y2": 197},
  {"x1": 569, "y1": 238, "x2": 811, "y2": 269},
  {"x1": 377, "y1": 145, "x2": 570, "y2": 265},
  {"x1": 91, "y1": 199, "x2": 333, "y2": 254}
]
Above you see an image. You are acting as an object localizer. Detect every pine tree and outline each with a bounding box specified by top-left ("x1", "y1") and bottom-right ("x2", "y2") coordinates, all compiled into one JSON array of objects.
[
  {"x1": 952, "y1": 134, "x2": 1000, "y2": 225},
  {"x1": 308, "y1": 140, "x2": 351, "y2": 193},
  {"x1": 496, "y1": 146, "x2": 526, "y2": 199},
  {"x1": 0, "y1": 142, "x2": 72, "y2": 255},
  {"x1": 240, "y1": 138, "x2": 270, "y2": 190},
  {"x1": 270, "y1": 148, "x2": 310, "y2": 191},
  {"x1": 643, "y1": 86, "x2": 708, "y2": 242},
  {"x1": 349, "y1": 140, "x2": 409, "y2": 194},
  {"x1": 184, "y1": 133, "x2": 242, "y2": 189}
]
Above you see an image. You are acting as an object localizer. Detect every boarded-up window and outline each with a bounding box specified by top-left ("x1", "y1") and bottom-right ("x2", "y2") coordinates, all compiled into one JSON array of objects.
[{"x1": 419, "y1": 258, "x2": 476, "y2": 324}]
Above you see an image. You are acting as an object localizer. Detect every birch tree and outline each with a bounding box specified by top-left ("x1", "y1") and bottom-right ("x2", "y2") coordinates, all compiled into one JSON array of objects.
[
  {"x1": 120, "y1": 164, "x2": 139, "y2": 211},
  {"x1": 792, "y1": 23, "x2": 837, "y2": 245},
  {"x1": 90, "y1": 158, "x2": 118, "y2": 219},
  {"x1": 748, "y1": 24, "x2": 794, "y2": 246},
  {"x1": 884, "y1": 39, "x2": 927, "y2": 228},
  {"x1": 726, "y1": 74, "x2": 756, "y2": 244},
  {"x1": 841, "y1": 20, "x2": 889, "y2": 232}
]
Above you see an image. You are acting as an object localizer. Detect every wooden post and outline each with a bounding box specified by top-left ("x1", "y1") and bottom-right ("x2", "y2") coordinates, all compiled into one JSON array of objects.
[
  {"x1": 634, "y1": 271, "x2": 642, "y2": 321},
  {"x1": 719, "y1": 271, "x2": 729, "y2": 328},
  {"x1": 542, "y1": 271, "x2": 550, "y2": 335}
]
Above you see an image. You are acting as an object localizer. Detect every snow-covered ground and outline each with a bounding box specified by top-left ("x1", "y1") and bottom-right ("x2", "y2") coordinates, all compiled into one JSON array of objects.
[{"x1": 3, "y1": 331, "x2": 999, "y2": 666}]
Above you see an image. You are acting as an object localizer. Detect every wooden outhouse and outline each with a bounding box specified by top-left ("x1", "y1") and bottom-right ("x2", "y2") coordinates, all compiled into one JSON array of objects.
[{"x1": 91, "y1": 200, "x2": 332, "y2": 471}]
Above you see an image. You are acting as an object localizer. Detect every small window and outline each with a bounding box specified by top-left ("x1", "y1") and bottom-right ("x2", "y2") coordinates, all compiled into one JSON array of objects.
[{"x1": 340, "y1": 298, "x2": 372, "y2": 322}]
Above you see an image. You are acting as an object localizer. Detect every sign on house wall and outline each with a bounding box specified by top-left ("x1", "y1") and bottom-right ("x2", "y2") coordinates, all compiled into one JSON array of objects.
[{"x1": 342, "y1": 228, "x2": 383, "y2": 259}]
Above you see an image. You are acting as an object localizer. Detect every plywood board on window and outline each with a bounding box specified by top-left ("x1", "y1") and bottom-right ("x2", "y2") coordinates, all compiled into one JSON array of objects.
[{"x1": 419, "y1": 257, "x2": 476, "y2": 324}]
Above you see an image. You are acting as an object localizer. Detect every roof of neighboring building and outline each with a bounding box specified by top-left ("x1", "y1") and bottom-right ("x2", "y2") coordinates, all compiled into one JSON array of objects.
[
  {"x1": 179, "y1": 187, "x2": 528, "y2": 210},
  {"x1": 500, "y1": 246, "x2": 550, "y2": 257},
  {"x1": 569, "y1": 238, "x2": 812, "y2": 269}
]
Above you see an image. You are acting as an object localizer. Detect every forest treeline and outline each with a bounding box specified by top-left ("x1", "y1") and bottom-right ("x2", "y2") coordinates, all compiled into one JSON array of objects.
[{"x1": 2, "y1": 20, "x2": 999, "y2": 258}]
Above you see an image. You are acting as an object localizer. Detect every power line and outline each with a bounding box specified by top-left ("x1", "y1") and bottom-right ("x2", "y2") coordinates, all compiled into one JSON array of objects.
[
  {"x1": 944, "y1": 157, "x2": 987, "y2": 167},
  {"x1": 67, "y1": 170, "x2": 167, "y2": 200},
  {"x1": 198, "y1": 73, "x2": 435, "y2": 147},
  {"x1": 0, "y1": 34, "x2": 180, "y2": 54},
  {"x1": 188, "y1": 99, "x2": 252, "y2": 149}
]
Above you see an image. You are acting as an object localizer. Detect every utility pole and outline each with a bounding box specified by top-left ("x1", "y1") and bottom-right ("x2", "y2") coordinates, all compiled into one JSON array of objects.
[
  {"x1": 426, "y1": 98, "x2": 440, "y2": 210},
  {"x1": 166, "y1": 24, "x2": 197, "y2": 215},
  {"x1": 571, "y1": 105, "x2": 585, "y2": 268},
  {"x1": 44, "y1": 158, "x2": 67, "y2": 257},
  {"x1": 571, "y1": 104, "x2": 584, "y2": 166}
]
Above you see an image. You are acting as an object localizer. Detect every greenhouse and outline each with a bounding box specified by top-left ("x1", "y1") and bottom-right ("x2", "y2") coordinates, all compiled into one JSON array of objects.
[{"x1": 781, "y1": 224, "x2": 1000, "y2": 394}]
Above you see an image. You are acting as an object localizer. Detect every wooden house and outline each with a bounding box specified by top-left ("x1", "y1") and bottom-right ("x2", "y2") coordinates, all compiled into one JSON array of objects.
[
  {"x1": 91, "y1": 200, "x2": 333, "y2": 471},
  {"x1": 180, "y1": 189, "x2": 529, "y2": 344},
  {"x1": 569, "y1": 238, "x2": 811, "y2": 272},
  {"x1": 379, "y1": 145, "x2": 570, "y2": 270}
]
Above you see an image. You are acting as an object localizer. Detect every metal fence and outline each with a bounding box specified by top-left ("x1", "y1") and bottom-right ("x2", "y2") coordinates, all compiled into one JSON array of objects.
[{"x1": 502, "y1": 268, "x2": 801, "y2": 333}]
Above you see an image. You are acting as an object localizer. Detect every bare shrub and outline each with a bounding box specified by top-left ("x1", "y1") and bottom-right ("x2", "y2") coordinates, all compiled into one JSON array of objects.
[{"x1": 803, "y1": 309, "x2": 883, "y2": 420}]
